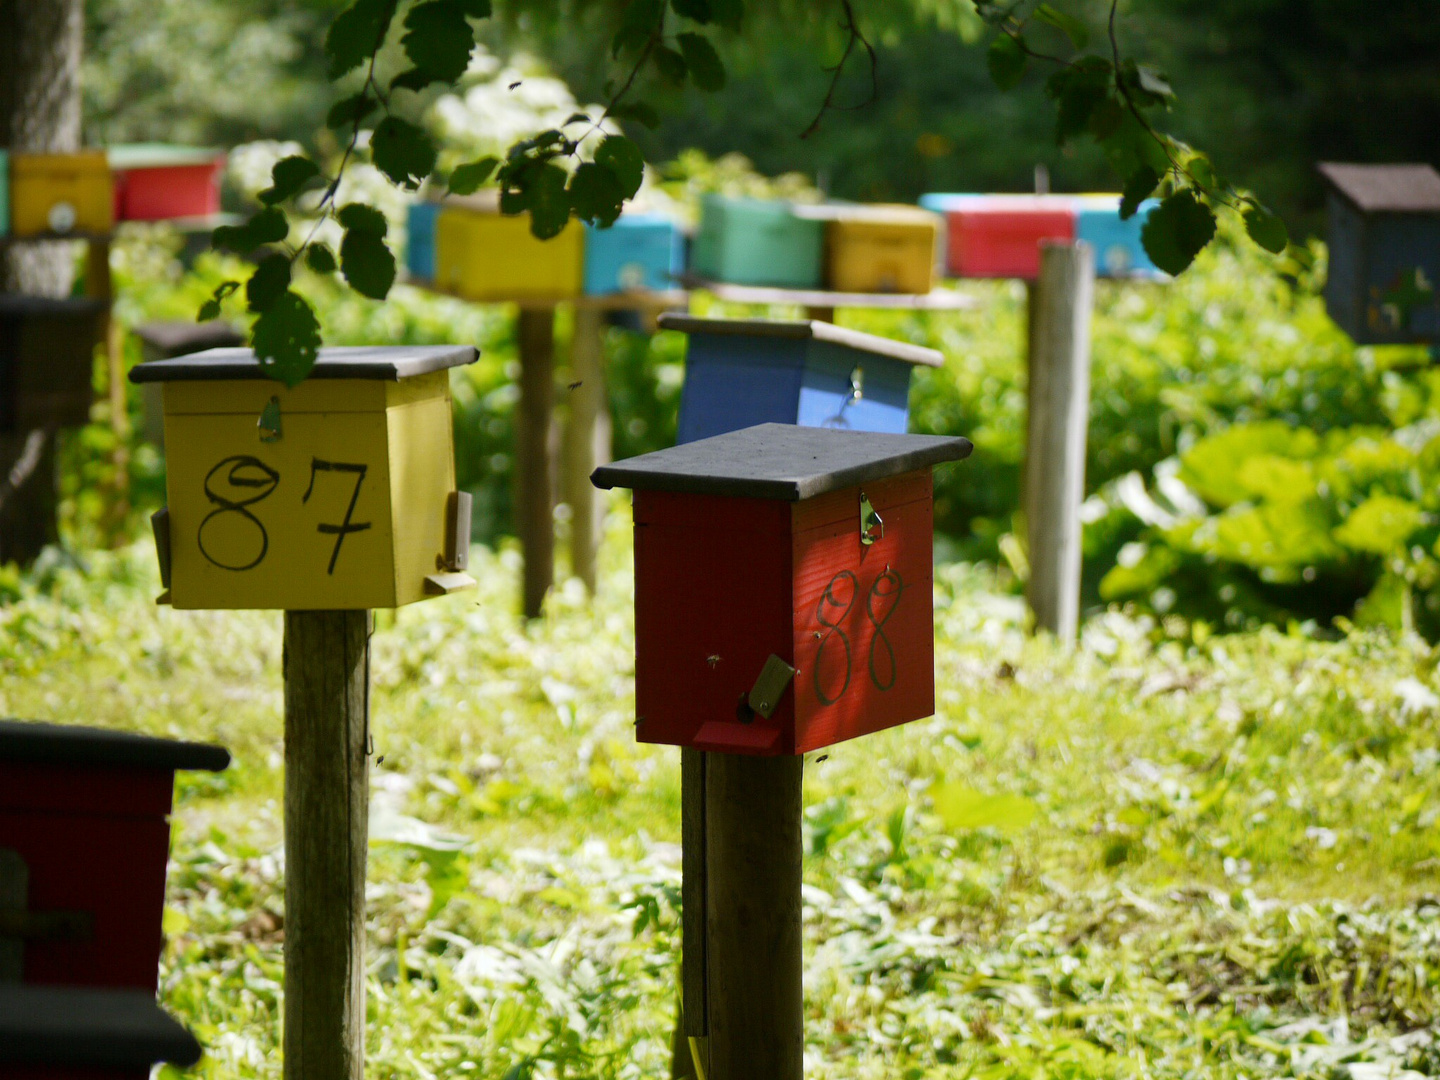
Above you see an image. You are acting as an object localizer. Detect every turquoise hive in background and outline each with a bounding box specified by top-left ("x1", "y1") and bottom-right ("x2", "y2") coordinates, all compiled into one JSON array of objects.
[
  {"x1": 406, "y1": 201, "x2": 441, "y2": 282},
  {"x1": 1074, "y1": 196, "x2": 1161, "y2": 278},
  {"x1": 584, "y1": 214, "x2": 683, "y2": 295},
  {"x1": 662, "y1": 315, "x2": 942, "y2": 445},
  {"x1": 691, "y1": 195, "x2": 824, "y2": 288}
]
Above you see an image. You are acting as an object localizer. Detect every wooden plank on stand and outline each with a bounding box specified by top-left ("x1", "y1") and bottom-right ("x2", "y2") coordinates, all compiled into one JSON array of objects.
[
  {"x1": 1024, "y1": 240, "x2": 1095, "y2": 644},
  {"x1": 563, "y1": 305, "x2": 610, "y2": 593},
  {"x1": 517, "y1": 307, "x2": 556, "y2": 618},
  {"x1": 283, "y1": 610, "x2": 371, "y2": 1080}
]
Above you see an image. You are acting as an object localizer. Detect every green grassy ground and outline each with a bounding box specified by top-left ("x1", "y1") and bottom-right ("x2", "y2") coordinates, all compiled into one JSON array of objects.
[{"x1": 3, "y1": 519, "x2": 1440, "y2": 1079}]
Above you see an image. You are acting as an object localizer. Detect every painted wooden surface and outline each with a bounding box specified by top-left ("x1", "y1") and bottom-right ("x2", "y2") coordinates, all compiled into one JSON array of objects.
[
  {"x1": 8, "y1": 152, "x2": 113, "y2": 236},
  {"x1": 630, "y1": 470, "x2": 937, "y2": 755},
  {"x1": 157, "y1": 371, "x2": 460, "y2": 610},
  {"x1": 1025, "y1": 240, "x2": 1094, "y2": 644},
  {"x1": 703, "y1": 752, "x2": 803, "y2": 1080},
  {"x1": 283, "y1": 610, "x2": 370, "y2": 1080},
  {"x1": 434, "y1": 206, "x2": 583, "y2": 300},
  {"x1": 944, "y1": 203, "x2": 1075, "y2": 279},
  {"x1": 692, "y1": 196, "x2": 824, "y2": 288},
  {"x1": 406, "y1": 202, "x2": 441, "y2": 283},
  {"x1": 1073, "y1": 197, "x2": 1160, "y2": 278},
  {"x1": 583, "y1": 214, "x2": 683, "y2": 295},
  {"x1": 108, "y1": 145, "x2": 225, "y2": 222},
  {"x1": 0, "y1": 150, "x2": 8, "y2": 237},
  {"x1": 814, "y1": 206, "x2": 941, "y2": 294}
]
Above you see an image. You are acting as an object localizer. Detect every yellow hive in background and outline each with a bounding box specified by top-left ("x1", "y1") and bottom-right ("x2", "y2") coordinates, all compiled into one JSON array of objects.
[
  {"x1": 130, "y1": 346, "x2": 479, "y2": 611},
  {"x1": 434, "y1": 202, "x2": 583, "y2": 301},
  {"x1": 9, "y1": 151, "x2": 113, "y2": 236},
  {"x1": 798, "y1": 204, "x2": 942, "y2": 294}
]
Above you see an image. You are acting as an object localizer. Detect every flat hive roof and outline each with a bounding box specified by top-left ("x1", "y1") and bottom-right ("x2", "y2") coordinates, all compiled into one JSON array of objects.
[
  {"x1": 1317, "y1": 163, "x2": 1440, "y2": 213},
  {"x1": 129, "y1": 344, "x2": 478, "y2": 383},
  {"x1": 0, "y1": 717, "x2": 230, "y2": 771},
  {"x1": 657, "y1": 315, "x2": 944, "y2": 368},
  {"x1": 591, "y1": 422, "x2": 973, "y2": 501},
  {"x1": 0, "y1": 985, "x2": 202, "y2": 1069}
]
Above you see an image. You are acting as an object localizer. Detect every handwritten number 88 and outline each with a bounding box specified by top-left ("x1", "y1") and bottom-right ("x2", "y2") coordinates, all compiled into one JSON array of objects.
[{"x1": 812, "y1": 567, "x2": 905, "y2": 706}]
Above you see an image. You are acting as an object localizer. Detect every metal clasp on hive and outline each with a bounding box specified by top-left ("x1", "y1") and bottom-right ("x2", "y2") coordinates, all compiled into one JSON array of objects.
[{"x1": 860, "y1": 491, "x2": 884, "y2": 546}]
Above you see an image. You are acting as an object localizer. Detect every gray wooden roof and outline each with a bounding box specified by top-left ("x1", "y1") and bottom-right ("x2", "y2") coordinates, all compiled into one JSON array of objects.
[
  {"x1": 1317, "y1": 163, "x2": 1440, "y2": 212},
  {"x1": 0, "y1": 985, "x2": 201, "y2": 1068},
  {"x1": 591, "y1": 422, "x2": 972, "y2": 500},
  {"x1": 0, "y1": 717, "x2": 230, "y2": 771},
  {"x1": 657, "y1": 315, "x2": 944, "y2": 368},
  {"x1": 129, "y1": 344, "x2": 478, "y2": 383}
]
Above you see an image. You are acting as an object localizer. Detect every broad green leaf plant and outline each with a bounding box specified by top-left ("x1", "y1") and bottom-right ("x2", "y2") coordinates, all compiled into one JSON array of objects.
[{"x1": 202, "y1": 0, "x2": 1296, "y2": 386}]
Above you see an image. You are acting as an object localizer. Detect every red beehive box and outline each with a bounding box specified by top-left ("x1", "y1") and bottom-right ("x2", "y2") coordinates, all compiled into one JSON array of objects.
[
  {"x1": 0, "y1": 718, "x2": 230, "y2": 991},
  {"x1": 942, "y1": 197, "x2": 1076, "y2": 279},
  {"x1": 107, "y1": 145, "x2": 226, "y2": 222},
  {"x1": 0, "y1": 984, "x2": 200, "y2": 1080},
  {"x1": 592, "y1": 424, "x2": 972, "y2": 756}
]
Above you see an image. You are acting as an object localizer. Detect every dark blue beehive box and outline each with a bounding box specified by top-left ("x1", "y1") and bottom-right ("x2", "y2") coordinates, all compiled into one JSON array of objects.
[
  {"x1": 1318, "y1": 163, "x2": 1440, "y2": 345},
  {"x1": 661, "y1": 315, "x2": 943, "y2": 445}
]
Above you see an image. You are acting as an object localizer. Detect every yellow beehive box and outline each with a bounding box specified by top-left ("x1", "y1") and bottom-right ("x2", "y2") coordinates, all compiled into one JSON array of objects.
[
  {"x1": 798, "y1": 204, "x2": 942, "y2": 294},
  {"x1": 129, "y1": 345, "x2": 479, "y2": 611},
  {"x1": 434, "y1": 202, "x2": 583, "y2": 301},
  {"x1": 9, "y1": 151, "x2": 114, "y2": 236}
]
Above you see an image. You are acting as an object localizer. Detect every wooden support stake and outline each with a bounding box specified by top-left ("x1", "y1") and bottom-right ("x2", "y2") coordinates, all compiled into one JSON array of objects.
[
  {"x1": 1024, "y1": 240, "x2": 1094, "y2": 645},
  {"x1": 704, "y1": 752, "x2": 804, "y2": 1080},
  {"x1": 283, "y1": 610, "x2": 371, "y2": 1080},
  {"x1": 517, "y1": 307, "x2": 556, "y2": 619},
  {"x1": 562, "y1": 305, "x2": 610, "y2": 593}
]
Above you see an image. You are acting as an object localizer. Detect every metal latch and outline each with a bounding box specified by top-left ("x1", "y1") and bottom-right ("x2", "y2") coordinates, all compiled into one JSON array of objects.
[
  {"x1": 860, "y1": 492, "x2": 884, "y2": 546},
  {"x1": 848, "y1": 365, "x2": 864, "y2": 404},
  {"x1": 747, "y1": 654, "x2": 797, "y2": 719}
]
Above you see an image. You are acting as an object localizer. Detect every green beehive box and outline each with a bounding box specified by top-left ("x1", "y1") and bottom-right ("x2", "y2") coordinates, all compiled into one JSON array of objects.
[
  {"x1": 692, "y1": 195, "x2": 825, "y2": 288},
  {"x1": 0, "y1": 149, "x2": 9, "y2": 237}
]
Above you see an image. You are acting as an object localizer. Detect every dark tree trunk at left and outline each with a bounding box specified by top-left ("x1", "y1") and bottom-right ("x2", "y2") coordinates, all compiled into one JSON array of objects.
[{"x1": 0, "y1": 0, "x2": 85, "y2": 565}]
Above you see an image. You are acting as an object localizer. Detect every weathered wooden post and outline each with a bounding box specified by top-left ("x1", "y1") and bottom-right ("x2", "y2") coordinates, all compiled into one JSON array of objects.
[
  {"x1": 594, "y1": 423, "x2": 972, "y2": 1080},
  {"x1": 517, "y1": 307, "x2": 557, "y2": 618},
  {"x1": 563, "y1": 304, "x2": 611, "y2": 593},
  {"x1": 1024, "y1": 240, "x2": 1094, "y2": 645},
  {"x1": 131, "y1": 344, "x2": 479, "y2": 1080}
]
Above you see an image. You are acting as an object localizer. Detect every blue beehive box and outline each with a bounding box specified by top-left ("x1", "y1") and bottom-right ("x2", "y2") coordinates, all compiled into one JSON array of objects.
[
  {"x1": 407, "y1": 201, "x2": 441, "y2": 282},
  {"x1": 584, "y1": 213, "x2": 683, "y2": 294},
  {"x1": 661, "y1": 315, "x2": 943, "y2": 445},
  {"x1": 1318, "y1": 163, "x2": 1440, "y2": 345},
  {"x1": 1074, "y1": 196, "x2": 1161, "y2": 278}
]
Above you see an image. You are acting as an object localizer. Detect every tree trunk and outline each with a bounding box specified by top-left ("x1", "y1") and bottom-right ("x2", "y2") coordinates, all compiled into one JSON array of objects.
[{"x1": 0, "y1": 0, "x2": 85, "y2": 565}]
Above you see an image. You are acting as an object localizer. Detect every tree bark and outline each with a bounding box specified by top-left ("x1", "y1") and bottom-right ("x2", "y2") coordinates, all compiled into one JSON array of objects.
[{"x1": 0, "y1": 0, "x2": 85, "y2": 566}]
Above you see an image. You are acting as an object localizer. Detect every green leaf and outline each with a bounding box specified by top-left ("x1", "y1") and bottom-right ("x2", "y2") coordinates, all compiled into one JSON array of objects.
[
  {"x1": 1120, "y1": 165, "x2": 1160, "y2": 220},
  {"x1": 390, "y1": 67, "x2": 439, "y2": 93},
  {"x1": 1134, "y1": 63, "x2": 1174, "y2": 99},
  {"x1": 568, "y1": 162, "x2": 625, "y2": 226},
  {"x1": 707, "y1": 0, "x2": 743, "y2": 30},
  {"x1": 212, "y1": 207, "x2": 288, "y2": 253},
  {"x1": 652, "y1": 44, "x2": 688, "y2": 83},
  {"x1": 931, "y1": 783, "x2": 1039, "y2": 833},
  {"x1": 251, "y1": 292, "x2": 322, "y2": 387},
  {"x1": 1141, "y1": 190, "x2": 1216, "y2": 276},
  {"x1": 401, "y1": 0, "x2": 474, "y2": 84},
  {"x1": 986, "y1": 33, "x2": 1027, "y2": 90},
  {"x1": 612, "y1": 0, "x2": 663, "y2": 57},
  {"x1": 1035, "y1": 3, "x2": 1088, "y2": 48},
  {"x1": 608, "y1": 101, "x2": 660, "y2": 128},
  {"x1": 1243, "y1": 204, "x2": 1288, "y2": 254},
  {"x1": 1046, "y1": 56, "x2": 1112, "y2": 144},
  {"x1": 325, "y1": 0, "x2": 397, "y2": 80},
  {"x1": 258, "y1": 156, "x2": 320, "y2": 206},
  {"x1": 677, "y1": 32, "x2": 725, "y2": 91},
  {"x1": 1335, "y1": 495, "x2": 1424, "y2": 556},
  {"x1": 340, "y1": 228, "x2": 397, "y2": 299},
  {"x1": 449, "y1": 156, "x2": 500, "y2": 195},
  {"x1": 337, "y1": 202, "x2": 388, "y2": 236},
  {"x1": 305, "y1": 243, "x2": 338, "y2": 274},
  {"x1": 672, "y1": 0, "x2": 711, "y2": 22},
  {"x1": 526, "y1": 163, "x2": 572, "y2": 239},
  {"x1": 594, "y1": 135, "x2": 644, "y2": 199},
  {"x1": 455, "y1": 0, "x2": 491, "y2": 15},
  {"x1": 246, "y1": 253, "x2": 293, "y2": 312},
  {"x1": 327, "y1": 92, "x2": 376, "y2": 131},
  {"x1": 371, "y1": 116, "x2": 436, "y2": 189},
  {"x1": 197, "y1": 299, "x2": 222, "y2": 322}
]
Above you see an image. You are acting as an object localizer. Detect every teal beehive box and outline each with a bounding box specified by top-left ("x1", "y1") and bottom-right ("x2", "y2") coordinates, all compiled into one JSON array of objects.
[
  {"x1": 0, "y1": 149, "x2": 8, "y2": 237},
  {"x1": 692, "y1": 195, "x2": 824, "y2": 288}
]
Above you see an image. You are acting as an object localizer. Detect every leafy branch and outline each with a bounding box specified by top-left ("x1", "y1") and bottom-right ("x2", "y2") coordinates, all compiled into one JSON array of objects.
[
  {"x1": 975, "y1": 0, "x2": 1294, "y2": 276},
  {"x1": 800, "y1": 0, "x2": 880, "y2": 140}
]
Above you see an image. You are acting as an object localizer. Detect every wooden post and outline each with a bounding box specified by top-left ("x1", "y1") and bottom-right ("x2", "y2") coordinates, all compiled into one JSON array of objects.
[
  {"x1": 1024, "y1": 240, "x2": 1094, "y2": 644},
  {"x1": 562, "y1": 305, "x2": 610, "y2": 593},
  {"x1": 703, "y1": 752, "x2": 804, "y2": 1080},
  {"x1": 516, "y1": 306, "x2": 556, "y2": 619},
  {"x1": 803, "y1": 304, "x2": 835, "y2": 324},
  {"x1": 283, "y1": 610, "x2": 371, "y2": 1080}
]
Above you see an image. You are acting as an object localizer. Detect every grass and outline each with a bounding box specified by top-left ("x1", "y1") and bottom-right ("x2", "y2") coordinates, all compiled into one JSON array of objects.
[{"x1": 4, "y1": 516, "x2": 1440, "y2": 1079}]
